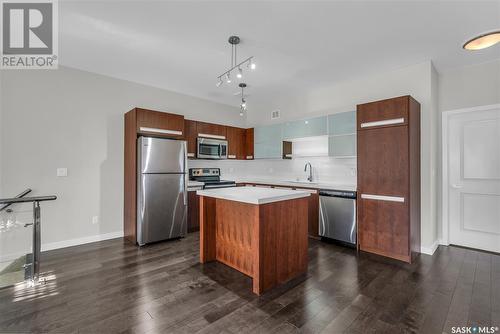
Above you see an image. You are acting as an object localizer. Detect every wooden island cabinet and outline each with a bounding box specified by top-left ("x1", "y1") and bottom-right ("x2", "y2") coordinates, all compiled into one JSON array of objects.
[{"x1": 198, "y1": 187, "x2": 310, "y2": 295}]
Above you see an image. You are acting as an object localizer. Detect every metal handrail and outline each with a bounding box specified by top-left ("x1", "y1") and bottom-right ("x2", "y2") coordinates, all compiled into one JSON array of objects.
[
  {"x1": 0, "y1": 195, "x2": 57, "y2": 205},
  {"x1": 0, "y1": 189, "x2": 32, "y2": 212},
  {"x1": 0, "y1": 193, "x2": 56, "y2": 287}
]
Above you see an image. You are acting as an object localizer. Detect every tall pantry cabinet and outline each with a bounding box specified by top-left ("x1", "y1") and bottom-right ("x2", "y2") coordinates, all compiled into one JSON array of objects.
[{"x1": 356, "y1": 96, "x2": 421, "y2": 263}]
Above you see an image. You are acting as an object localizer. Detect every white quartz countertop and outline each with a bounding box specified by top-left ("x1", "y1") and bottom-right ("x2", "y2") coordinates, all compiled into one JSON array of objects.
[
  {"x1": 197, "y1": 186, "x2": 311, "y2": 205},
  {"x1": 234, "y1": 178, "x2": 357, "y2": 192}
]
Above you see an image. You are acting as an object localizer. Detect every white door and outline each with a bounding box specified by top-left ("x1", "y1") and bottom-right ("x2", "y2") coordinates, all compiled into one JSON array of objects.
[{"x1": 448, "y1": 106, "x2": 500, "y2": 253}]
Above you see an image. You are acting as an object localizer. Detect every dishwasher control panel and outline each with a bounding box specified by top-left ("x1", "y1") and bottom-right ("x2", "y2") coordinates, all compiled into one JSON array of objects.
[{"x1": 318, "y1": 190, "x2": 356, "y2": 199}]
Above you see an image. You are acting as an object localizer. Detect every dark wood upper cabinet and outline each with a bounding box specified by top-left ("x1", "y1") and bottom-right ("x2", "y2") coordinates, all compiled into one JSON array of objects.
[
  {"x1": 184, "y1": 120, "x2": 197, "y2": 158},
  {"x1": 183, "y1": 120, "x2": 252, "y2": 161},
  {"x1": 196, "y1": 121, "x2": 227, "y2": 138},
  {"x1": 245, "y1": 128, "x2": 254, "y2": 160},
  {"x1": 136, "y1": 108, "x2": 184, "y2": 138},
  {"x1": 357, "y1": 96, "x2": 409, "y2": 130},
  {"x1": 357, "y1": 95, "x2": 420, "y2": 263},
  {"x1": 226, "y1": 126, "x2": 246, "y2": 159}
]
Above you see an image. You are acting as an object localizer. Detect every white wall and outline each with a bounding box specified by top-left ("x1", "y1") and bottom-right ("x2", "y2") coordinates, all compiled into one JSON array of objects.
[
  {"x1": 437, "y1": 59, "x2": 500, "y2": 242},
  {"x1": 0, "y1": 66, "x2": 242, "y2": 250},
  {"x1": 430, "y1": 64, "x2": 439, "y2": 248},
  {"x1": 438, "y1": 59, "x2": 500, "y2": 112},
  {"x1": 248, "y1": 61, "x2": 439, "y2": 252},
  {"x1": 0, "y1": 70, "x2": 3, "y2": 197}
]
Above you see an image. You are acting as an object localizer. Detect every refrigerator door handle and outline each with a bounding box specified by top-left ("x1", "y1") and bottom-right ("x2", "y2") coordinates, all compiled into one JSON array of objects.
[{"x1": 183, "y1": 176, "x2": 188, "y2": 205}]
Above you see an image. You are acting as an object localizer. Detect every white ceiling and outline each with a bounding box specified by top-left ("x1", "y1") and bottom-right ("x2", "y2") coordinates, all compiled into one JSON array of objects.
[{"x1": 59, "y1": 1, "x2": 500, "y2": 110}]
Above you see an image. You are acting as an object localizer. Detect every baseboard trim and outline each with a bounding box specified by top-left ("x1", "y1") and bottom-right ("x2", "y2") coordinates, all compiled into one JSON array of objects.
[
  {"x1": 420, "y1": 239, "x2": 440, "y2": 255},
  {"x1": 41, "y1": 231, "x2": 124, "y2": 252},
  {"x1": 0, "y1": 231, "x2": 124, "y2": 264}
]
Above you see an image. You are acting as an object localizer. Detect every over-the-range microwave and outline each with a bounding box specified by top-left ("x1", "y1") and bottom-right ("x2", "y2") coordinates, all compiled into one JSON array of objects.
[{"x1": 197, "y1": 137, "x2": 227, "y2": 159}]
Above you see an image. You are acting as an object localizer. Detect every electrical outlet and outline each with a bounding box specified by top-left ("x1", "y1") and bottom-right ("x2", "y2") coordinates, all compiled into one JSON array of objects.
[
  {"x1": 92, "y1": 216, "x2": 99, "y2": 224},
  {"x1": 57, "y1": 168, "x2": 67, "y2": 177}
]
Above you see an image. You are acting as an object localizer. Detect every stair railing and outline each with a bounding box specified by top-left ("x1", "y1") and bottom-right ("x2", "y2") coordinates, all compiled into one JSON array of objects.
[{"x1": 0, "y1": 194, "x2": 57, "y2": 286}]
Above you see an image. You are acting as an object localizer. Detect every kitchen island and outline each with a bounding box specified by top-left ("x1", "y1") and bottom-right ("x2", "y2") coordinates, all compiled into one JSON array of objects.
[{"x1": 197, "y1": 186, "x2": 311, "y2": 295}]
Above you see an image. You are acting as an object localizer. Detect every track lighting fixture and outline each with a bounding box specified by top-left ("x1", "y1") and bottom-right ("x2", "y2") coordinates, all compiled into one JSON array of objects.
[{"x1": 215, "y1": 35, "x2": 255, "y2": 87}]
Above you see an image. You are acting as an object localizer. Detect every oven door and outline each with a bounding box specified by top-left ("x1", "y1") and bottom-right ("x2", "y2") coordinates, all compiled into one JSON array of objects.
[{"x1": 197, "y1": 138, "x2": 228, "y2": 159}]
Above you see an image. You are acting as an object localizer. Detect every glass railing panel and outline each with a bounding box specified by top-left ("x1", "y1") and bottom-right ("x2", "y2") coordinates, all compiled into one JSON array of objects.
[{"x1": 0, "y1": 205, "x2": 33, "y2": 289}]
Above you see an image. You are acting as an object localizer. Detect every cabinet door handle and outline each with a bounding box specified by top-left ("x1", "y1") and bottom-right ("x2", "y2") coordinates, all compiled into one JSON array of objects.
[
  {"x1": 361, "y1": 194, "x2": 405, "y2": 203},
  {"x1": 198, "y1": 133, "x2": 226, "y2": 140},
  {"x1": 451, "y1": 184, "x2": 463, "y2": 189},
  {"x1": 228, "y1": 155, "x2": 236, "y2": 159},
  {"x1": 139, "y1": 127, "x2": 183, "y2": 136},
  {"x1": 246, "y1": 155, "x2": 253, "y2": 159},
  {"x1": 360, "y1": 118, "x2": 405, "y2": 128}
]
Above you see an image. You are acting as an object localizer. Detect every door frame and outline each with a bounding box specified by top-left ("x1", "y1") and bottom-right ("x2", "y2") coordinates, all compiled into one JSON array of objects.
[{"x1": 441, "y1": 103, "x2": 500, "y2": 246}]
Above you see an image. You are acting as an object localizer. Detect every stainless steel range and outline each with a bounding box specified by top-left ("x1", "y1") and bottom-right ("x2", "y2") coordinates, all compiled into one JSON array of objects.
[{"x1": 189, "y1": 168, "x2": 236, "y2": 189}]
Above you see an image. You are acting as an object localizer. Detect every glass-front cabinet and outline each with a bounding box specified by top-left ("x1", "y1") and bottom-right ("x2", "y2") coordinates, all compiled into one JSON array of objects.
[
  {"x1": 328, "y1": 110, "x2": 356, "y2": 135},
  {"x1": 328, "y1": 111, "x2": 356, "y2": 157},
  {"x1": 254, "y1": 123, "x2": 283, "y2": 159},
  {"x1": 283, "y1": 116, "x2": 327, "y2": 140},
  {"x1": 253, "y1": 111, "x2": 357, "y2": 159}
]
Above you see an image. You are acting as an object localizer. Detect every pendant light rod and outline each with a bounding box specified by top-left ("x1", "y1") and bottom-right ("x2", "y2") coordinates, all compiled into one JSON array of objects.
[{"x1": 217, "y1": 56, "x2": 255, "y2": 80}]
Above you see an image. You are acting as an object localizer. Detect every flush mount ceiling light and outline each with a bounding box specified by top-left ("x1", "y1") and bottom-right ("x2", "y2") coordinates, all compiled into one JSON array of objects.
[
  {"x1": 239, "y1": 83, "x2": 247, "y2": 116},
  {"x1": 216, "y1": 36, "x2": 255, "y2": 87},
  {"x1": 463, "y1": 30, "x2": 500, "y2": 50}
]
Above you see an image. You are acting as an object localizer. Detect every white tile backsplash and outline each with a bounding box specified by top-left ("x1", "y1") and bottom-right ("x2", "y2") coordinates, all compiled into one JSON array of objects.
[{"x1": 188, "y1": 156, "x2": 357, "y2": 185}]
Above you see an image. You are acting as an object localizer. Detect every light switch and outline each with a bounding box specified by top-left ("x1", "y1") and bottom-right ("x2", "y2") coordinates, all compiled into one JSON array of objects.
[{"x1": 57, "y1": 168, "x2": 67, "y2": 177}]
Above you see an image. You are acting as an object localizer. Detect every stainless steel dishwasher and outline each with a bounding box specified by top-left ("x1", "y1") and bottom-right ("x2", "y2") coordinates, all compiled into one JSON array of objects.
[{"x1": 319, "y1": 190, "x2": 357, "y2": 246}]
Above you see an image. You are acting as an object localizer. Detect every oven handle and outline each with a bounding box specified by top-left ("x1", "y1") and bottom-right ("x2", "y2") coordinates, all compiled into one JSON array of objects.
[{"x1": 203, "y1": 184, "x2": 236, "y2": 189}]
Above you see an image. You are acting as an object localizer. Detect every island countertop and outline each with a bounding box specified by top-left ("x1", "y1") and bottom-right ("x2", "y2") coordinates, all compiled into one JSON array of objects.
[{"x1": 196, "y1": 186, "x2": 311, "y2": 205}]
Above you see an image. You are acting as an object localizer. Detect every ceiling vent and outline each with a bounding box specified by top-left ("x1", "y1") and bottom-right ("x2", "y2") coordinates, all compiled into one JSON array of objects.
[{"x1": 271, "y1": 110, "x2": 280, "y2": 120}]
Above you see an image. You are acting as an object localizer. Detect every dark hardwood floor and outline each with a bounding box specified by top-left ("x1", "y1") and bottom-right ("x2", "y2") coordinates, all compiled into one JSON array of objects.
[{"x1": 0, "y1": 233, "x2": 498, "y2": 333}]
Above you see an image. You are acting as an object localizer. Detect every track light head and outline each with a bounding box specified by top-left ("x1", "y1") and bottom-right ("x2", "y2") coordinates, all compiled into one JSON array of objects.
[
  {"x1": 226, "y1": 73, "x2": 231, "y2": 84},
  {"x1": 237, "y1": 67, "x2": 243, "y2": 79},
  {"x1": 248, "y1": 59, "x2": 256, "y2": 70}
]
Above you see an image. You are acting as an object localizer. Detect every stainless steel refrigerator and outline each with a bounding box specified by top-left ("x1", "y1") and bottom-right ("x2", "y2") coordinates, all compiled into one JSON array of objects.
[{"x1": 137, "y1": 136, "x2": 187, "y2": 246}]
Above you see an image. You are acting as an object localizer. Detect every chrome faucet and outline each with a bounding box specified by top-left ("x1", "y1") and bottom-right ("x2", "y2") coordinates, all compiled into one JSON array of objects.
[{"x1": 304, "y1": 162, "x2": 313, "y2": 182}]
